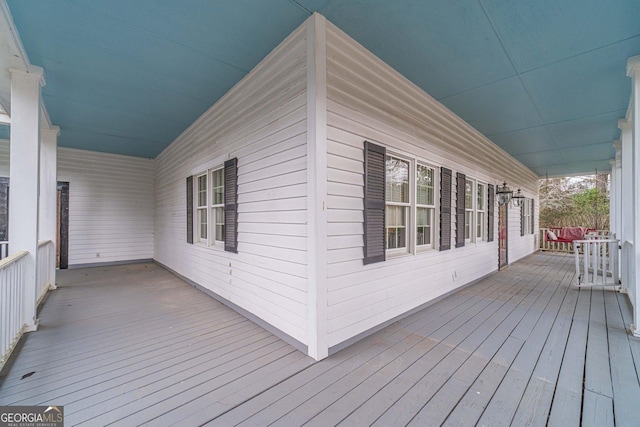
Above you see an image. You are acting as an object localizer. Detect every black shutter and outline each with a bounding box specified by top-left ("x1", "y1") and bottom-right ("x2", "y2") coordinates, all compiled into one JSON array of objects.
[
  {"x1": 186, "y1": 176, "x2": 193, "y2": 244},
  {"x1": 224, "y1": 158, "x2": 238, "y2": 253},
  {"x1": 455, "y1": 172, "x2": 466, "y2": 248},
  {"x1": 530, "y1": 198, "x2": 535, "y2": 235},
  {"x1": 439, "y1": 168, "x2": 452, "y2": 251},
  {"x1": 363, "y1": 141, "x2": 386, "y2": 264},
  {"x1": 520, "y1": 199, "x2": 525, "y2": 236},
  {"x1": 487, "y1": 184, "x2": 495, "y2": 242}
]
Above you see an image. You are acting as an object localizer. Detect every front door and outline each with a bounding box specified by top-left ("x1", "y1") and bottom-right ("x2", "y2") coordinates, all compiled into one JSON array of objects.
[
  {"x1": 57, "y1": 182, "x2": 69, "y2": 269},
  {"x1": 499, "y1": 203, "x2": 508, "y2": 269}
]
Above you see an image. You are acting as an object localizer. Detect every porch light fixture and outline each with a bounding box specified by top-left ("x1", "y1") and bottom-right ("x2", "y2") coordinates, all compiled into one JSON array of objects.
[
  {"x1": 496, "y1": 181, "x2": 513, "y2": 206},
  {"x1": 511, "y1": 188, "x2": 525, "y2": 207}
]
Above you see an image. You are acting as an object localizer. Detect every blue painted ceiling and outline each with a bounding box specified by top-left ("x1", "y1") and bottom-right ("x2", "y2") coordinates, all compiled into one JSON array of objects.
[{"x1": 6, "y1": 0, "x2": 639, "y2": 176}]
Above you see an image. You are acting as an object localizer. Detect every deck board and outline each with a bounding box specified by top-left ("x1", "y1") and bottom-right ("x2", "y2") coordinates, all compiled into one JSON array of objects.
[{"x1": 1, "y1": 253, "x2": 639, "y2": 426}]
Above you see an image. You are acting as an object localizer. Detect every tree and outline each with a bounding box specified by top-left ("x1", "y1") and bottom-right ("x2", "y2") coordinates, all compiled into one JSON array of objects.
[{"x1": 539, "y1": 175, "x2": 609, "y2": 230}]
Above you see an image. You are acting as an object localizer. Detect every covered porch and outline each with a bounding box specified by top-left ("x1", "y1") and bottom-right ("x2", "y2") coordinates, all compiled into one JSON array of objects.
[{"x1": 1, "y1": 252, "x2": 638, "y2": 426}]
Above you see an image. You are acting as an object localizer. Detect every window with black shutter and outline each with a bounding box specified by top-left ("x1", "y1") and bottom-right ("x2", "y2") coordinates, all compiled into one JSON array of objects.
[
  {"x1": 186, "y1": 176, "x2": 193, "y2": 244},
  {"x1": 224, "y1": 158, "x2": 238, "y2": 253},
  {"x1": 363, "y1": 141, "x2": 386, "y2": 264},
  {"x1": 455, "y1": 172, "x2": 466, "y2": 248},
  {"x1": 439, "y1": 168, "x2": 452, "y2": 251},
  {"x1": 487, "y1": 184, "x2": 495, "y2": 242}
]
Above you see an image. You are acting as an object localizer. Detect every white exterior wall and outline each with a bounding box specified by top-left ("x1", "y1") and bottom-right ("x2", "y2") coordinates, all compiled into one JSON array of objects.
[
  {"x1": 57, "y1": 147, "x2": 154, "y2": 266},
  {"x1": 324, "y1": 22, "x2": 539, "y2": 348},
  {"x1": 0, "y1": 141, "x2": 155, "y2": 266},
  {"x1": 153, "y1": 25, "x2": 309, "y2": 346}
]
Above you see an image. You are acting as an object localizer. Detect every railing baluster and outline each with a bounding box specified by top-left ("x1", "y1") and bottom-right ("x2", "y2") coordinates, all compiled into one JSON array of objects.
[
  {"x1": 573, "y1": 238, "x2": 621, "y2": 290},
  {"x1": 0, "y1": 251, "x2": 30, "y2": 370}
]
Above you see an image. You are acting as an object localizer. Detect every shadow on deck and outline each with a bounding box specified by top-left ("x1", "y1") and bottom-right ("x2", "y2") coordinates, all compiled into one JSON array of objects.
[{"x1": 1, "y1": 252, "x2": 639, "y2": 426}]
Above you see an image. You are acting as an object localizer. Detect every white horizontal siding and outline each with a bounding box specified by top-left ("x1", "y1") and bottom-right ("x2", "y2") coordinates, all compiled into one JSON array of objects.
[
  {"x1": 154, "y1": 24, "x2": 309, "y2": 345},
  {"x1": 0, "y1": 141, "x2": 155, "y2": 265},
  {"x1": 324, "y1": 22, "x2": 539, "y2": 348},
  {"x1": 57, "y1": 148, "x2": 155, "y2": 265}
]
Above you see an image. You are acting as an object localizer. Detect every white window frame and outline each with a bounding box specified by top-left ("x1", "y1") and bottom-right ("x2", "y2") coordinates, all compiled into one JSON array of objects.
[
  {"x1": 385, "y1": 154, "x2": 411, "y2": 256},
  {"x1": 476, "y1": 182, "x2": 486, "y2": 241},
  {"x1": 464, "y1": 178, "x2": 487, "y2": 244},
  {"x1": 193, "y1": 165, "x2": 225, "y2": 248},
  {"x1": 385, "y1": 151, "x2": 439, "y2": 257},
  {"x1": 416, "y1": 163, "x2": 436, "y2": 251}
]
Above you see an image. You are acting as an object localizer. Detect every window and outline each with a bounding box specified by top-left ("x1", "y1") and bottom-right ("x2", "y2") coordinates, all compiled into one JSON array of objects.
[
  {"x1": 463, "y1": 178, "x2": 487, "y2": 243},
  {"x1": 195, "y1": 166, "x2": 225, "y2": 246},
  {"x1": 364, "y1": 141, "x2": 442, "y2": 263},
  {"x1": 416, "y1": 164, "x2": 435, "y2": 247},
  {"x1": 386, "y1": 156, "x2": 409, "y2": 251},
  {"x1": 384, "y1": 153, "x2": 438, "y2": 255},
  {"x1": 196, "y1": 173, "x2": 208, "y2": 241},
  {"x1": 187, "y1": 157, "x2": 238, "y2": 252},
  {"x1": 465, "y1": 179, "x2": 473, "y2": 241},
  {"x1": 477, "y1": 182, "x2": 486, "y2": 241}
]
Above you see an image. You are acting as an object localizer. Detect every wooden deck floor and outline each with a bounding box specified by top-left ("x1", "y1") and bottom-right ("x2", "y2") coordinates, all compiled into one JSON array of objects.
[{"x1": 1, "y1": 252, "x2": 639, "y2": 426}]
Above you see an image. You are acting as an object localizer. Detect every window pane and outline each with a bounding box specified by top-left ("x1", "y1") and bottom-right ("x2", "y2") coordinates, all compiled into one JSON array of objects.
[
  {"x1": 477, "y1": 183, "x2": 485, "y2": 210},
  {"x1": 386, "y1": 157, "x2": 409, "y2": 203},
  {"x1": 417, "y1": 165, "x2": 434, "y2": 205},
  {"x1": 212, "y1": 169, "x2": 224, "y2": 205},
  {"x1": 214, "y1": 206, "x2": 225, "y2": 241},
  {"x1": 477, "y1": 212, "x2": 484, "y2": 239},
  {"x1": 465, "y1": 211, "x2": 472, "y2": 240},
  {"x1": 417, "y1": 207, "x2": 432, "y2": 246},
  {"x1": 465, "y1": 179, "x2": 473, "y2": 208},
  {"x1": 386, "y1": 205, "x2": 407, "y2": 249},
  {"x1": 198, "y1": 209, "x2": 207, "y2": 240},
  {"x1": 197, "y1": 175, "x2": 207, "y2": 207}
]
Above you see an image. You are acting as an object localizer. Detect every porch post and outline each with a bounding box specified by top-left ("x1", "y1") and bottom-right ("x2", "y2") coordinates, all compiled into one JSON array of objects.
[
  {"x1": 39, "y1": 126, "x2": 59, "y2": 290},
  {"x1": 613, "y1": 141, "x2": 623, "y2": 285},
  {"x1": 9, "y1": 67, "x2": 44, "y2": 332},
  {"x1": 619, "y1": 121, "x2": 633, "y2": 298},
  {"x1": 609, "y1": 158, "x2": 617, "y2": 239},
  {"x1": 613, "y1": 141, "x2": 622, "y2": 241},
  {"x1": 626, "y1": 55, "x2": 640, "y2": 337}
]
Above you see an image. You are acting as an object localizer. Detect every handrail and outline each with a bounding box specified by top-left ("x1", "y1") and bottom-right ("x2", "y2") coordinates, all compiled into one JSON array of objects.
[
  {"x1": 38, "y1": 239, "x2": 52, "y2": 248},
  {"x1": 0, "y1": 250, "x2": 29, "y2": 370},
  {"x1": 0, "y1": 250, "x2": 28, "y2": 269}
]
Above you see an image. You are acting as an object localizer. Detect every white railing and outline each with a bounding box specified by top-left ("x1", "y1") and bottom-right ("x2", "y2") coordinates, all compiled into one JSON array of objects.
[
  {"x1": 540, "y1": 228, "x2": 613, "y2": 253},
  {"x1": 36, "y1": 240, "x2": 55, "y2": 304},
  {"x1": 0, "y1": 241, "x2": 8, "y2": 260},
  {"x1": 0, "y1": 251, "x2": 28, "y2": 369},
  {"x1": 573, "y1": 239, "x2": 620, "y2": 289}
]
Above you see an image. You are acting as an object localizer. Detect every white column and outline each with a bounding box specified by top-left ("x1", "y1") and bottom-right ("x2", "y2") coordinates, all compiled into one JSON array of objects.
[
  {"x1": 306, "y1": 13, "x2": 328, "y2": 360},
  {"x1": 619, "y1": 120, "x2": 634, "y2": 303},
  {"x1": 627, "y1": 55, "x2": 640, "y2": 337},
  {"x1": 613, "y1": 141, "x2": 623, "y2": 286},
  {"x1": 9, "y1": 67, "x2": 44, "y2": 332},
  {"x1": 609, "y1": 158, "x2": 617, "y2": 240},
  {"x1": 613, "y1": 141, "x2": 622, "y2": 241},
  {"x1": 39, "y1": 126, "x2": 59, "y2": 290}
]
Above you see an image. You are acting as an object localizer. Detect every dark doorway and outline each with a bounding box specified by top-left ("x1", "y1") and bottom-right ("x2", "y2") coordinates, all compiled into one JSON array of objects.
[
  {"x1": 499, "y1": 203, "x2": 508, "y2": 269},
  {"x1": 57, "y1": 182, "x2": 69, "y2": 269}
]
